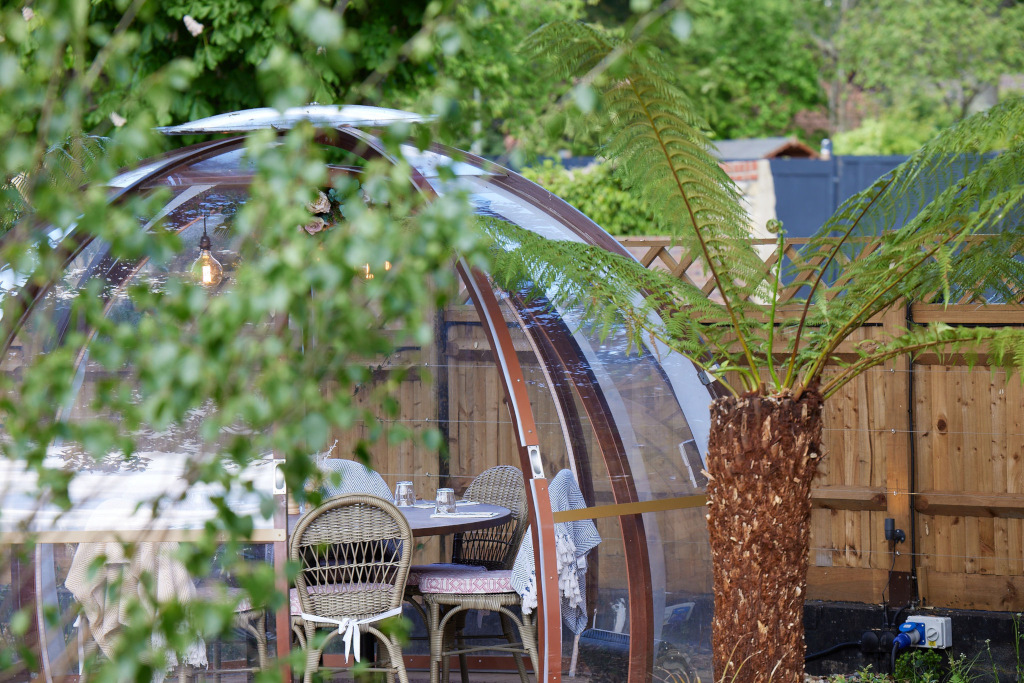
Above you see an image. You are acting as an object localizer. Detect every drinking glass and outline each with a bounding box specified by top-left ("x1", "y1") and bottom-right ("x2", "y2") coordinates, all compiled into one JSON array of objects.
[
  {"x1": 435, "y1": 488, "x2": 457, "y2": 514},
  {"x1": 395, "y1": 481, "x2": 415, "y2": 507}
]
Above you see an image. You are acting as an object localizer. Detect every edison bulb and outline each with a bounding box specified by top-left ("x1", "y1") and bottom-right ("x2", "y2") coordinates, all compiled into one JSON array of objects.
[
  {"x1": 190, "y1": 224, "x2": 224, "y2": 287},
  {"x1": 191, "y1": 249, "x2": 223, "y2": 286}
]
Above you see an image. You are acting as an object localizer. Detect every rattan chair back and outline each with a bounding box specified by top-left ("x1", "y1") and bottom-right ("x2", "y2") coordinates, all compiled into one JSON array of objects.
[
  {"x1": 316, "y1": 458, "x2": 393, "y2": 500},
  {"x1": 290, "y1": 494, "x2": 412, "y2": 619},
  {"x1": 452, "y1": 466, "x2": 527, "y2": 570}
]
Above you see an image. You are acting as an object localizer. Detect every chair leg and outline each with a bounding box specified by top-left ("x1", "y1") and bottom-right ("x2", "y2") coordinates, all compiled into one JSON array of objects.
[
  {"x1": 500, "y1": 613, "x2": 530, "y2": 683},
  {"x1": 240, "y1": 611, "x2": 269, "y2": 672},
  {"x1": 441, "y1": 613, "x2": 453, "y2": 683},
  {"x1": 405, "y1": 592, "x2": 429, "y2": 629},
  {"x1": 427, "y1": 601, "x2": 443, "y2": 683},
  {"x1": 253, "y1": 613, "x2": 269, "y2": 671},
  {"x1": 303, "y1": 624, "x2": 321, "y2": 683},
  {"x1": 303, "y1": 646, "x2": 322, "y2": 683},
  {"x1": 454, "y1": 611, "x2": 469, "y2": 683},
  {"x1": 371, "y1": 628, "x2": 394, "y2": 683},
  {"x1": 384, "y1": 634, "x2": 410, "y2": 683},
  {"x1": 292, "y1": 620, "x2": 307, "y2": 651},
  {"x1": 522, "y1": 612, "x2": 540, "y2": 676}
]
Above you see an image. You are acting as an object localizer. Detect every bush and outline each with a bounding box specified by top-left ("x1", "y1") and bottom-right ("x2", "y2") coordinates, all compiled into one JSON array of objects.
[{"x1": 519, "y1": 160, "x2": 663, "y2": 236}]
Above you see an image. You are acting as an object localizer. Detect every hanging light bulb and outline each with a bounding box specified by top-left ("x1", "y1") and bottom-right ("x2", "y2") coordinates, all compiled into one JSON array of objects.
[
  {"x1": 363, "y1": 261, "x2": 393, "y2": 280},
  {"x1": 190, "y1": 213, "x2": 224, "y2": 287}
]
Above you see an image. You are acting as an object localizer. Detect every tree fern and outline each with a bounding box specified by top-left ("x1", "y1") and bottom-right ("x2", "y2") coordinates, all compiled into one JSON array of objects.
[
  {"x1": 523, "y1": 22, "x2": 769, "y2": 384},
  {"x1": 498, "y1": 21, "x2": 1024, "y2": 683},
  {"x1": 3, "y1": 136, "x2": 111, "y2": 235},
  {"x1": 503, "y1": 23, "x2": 1024, "y2": 398}
]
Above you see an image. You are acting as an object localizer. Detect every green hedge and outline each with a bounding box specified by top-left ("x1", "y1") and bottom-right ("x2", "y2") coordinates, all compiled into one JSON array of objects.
[{"x1": 519, "y1": 160, "x2": 665, "y2": 235}]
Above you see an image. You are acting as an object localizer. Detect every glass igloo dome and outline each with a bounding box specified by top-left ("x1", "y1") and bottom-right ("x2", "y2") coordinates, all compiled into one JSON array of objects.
[{"x1": 0, "y1": 106, "x2": 716, "y2": 683}]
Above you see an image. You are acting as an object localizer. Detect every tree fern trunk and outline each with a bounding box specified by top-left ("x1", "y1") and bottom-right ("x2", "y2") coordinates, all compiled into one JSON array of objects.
[{"x1": 706, "y1": 389, "x2": 823, "y2": 683}]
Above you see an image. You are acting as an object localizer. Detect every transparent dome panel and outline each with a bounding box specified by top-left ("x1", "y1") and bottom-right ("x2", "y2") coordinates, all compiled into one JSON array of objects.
[
  {"x1": 554, "y1": 305, "x2": 712, "y2": 680},
  {"x1": 28, "y1": 542, "x2": 277, "y2": 679},
  {"x1": 2, "y1": 145, "x2": 284, "y2": 681},
  {"x1": 0, "y1": 179, "x2": 272, "y2": 537},
  {"x1": 471, "y1": 174, "x2": 715, "y2": 678}
]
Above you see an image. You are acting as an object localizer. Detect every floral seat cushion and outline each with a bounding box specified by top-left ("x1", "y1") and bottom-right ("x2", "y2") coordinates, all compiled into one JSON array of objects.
[
  {"x1": 407, "y1": 563, "x2": 486, "y2": 587},
  {"x1": 418, "y1": 569, "x2": 513, "y2": 595},
  {"x1": 290, "y1": 584, "x2": 393, "y2": 615}
]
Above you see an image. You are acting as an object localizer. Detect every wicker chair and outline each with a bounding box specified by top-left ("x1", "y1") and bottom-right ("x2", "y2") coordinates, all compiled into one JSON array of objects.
[
  {"x1": 452, "y1": 466, "x2": 529, "y2": 570},
  {"x1": 316, "y1": 458, "x2": 393, "y2": 500},
  {"x1": 420, "y1": 571, "x2": 538, "y2": 683},
  {"x1": 194, "y1": 584, "x2": 269, "y2": 680},
  {"x1": 289, "y1": 494, "x2": 413, "y2": 683},
  {"x1": 405, "y1": 465, "x2": 528, "y2": 599},
  {"x1": 416, "y1": 466, "x2": 534, "y2": 683}
]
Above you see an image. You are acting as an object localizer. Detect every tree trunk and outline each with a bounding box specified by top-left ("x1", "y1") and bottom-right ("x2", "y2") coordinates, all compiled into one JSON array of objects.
[{"x1": 706, "y1": 388, "x2": 823, "y2": 683}]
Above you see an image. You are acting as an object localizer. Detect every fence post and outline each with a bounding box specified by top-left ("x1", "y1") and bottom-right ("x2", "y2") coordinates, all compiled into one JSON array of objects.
[{"x1": 882, "y1": 300, "x2": 915, "y2": 605}]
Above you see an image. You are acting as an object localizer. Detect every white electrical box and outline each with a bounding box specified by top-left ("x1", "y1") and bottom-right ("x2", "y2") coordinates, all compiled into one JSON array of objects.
[{"x1": 908, "y1": 616, "x2": 953, "y2": 648}]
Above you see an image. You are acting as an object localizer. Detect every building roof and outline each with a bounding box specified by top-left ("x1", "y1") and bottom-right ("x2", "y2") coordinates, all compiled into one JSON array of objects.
[{"x1": 712, "y1": 137, "x2": 818, "y2": 161}]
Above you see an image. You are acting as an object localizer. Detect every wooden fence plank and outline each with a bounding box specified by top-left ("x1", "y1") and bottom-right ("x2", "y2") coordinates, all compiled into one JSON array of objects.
[
  {"x1": 911, "y1": 304, "x2": 1024, "y2": 324},
  {"x1": 882, "y1": 306, "x2": 913, "y2": 577},
  {"x1": 915, "y1": 492, "x2": 1024, "y2": 518},
  {"x1": 918, "y1": 570, "x2": 1024, "y2": 611},
  {"x1": 806, "y1": 566, "x2": 889, "y2": 603},
  {"x1": 811, "y1": 487, "x2": 887, "y2": 511}
]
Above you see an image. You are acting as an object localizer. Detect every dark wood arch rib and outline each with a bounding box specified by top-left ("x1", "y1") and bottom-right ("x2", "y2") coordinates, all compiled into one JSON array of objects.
[
  {"x1": 319, "y1": 127, "x2": 564, "y2": 681},
  {"x1": 499, "y1": 292, "x2": 601, "y2": 612},
  {"x1": 435, "y1": 142, "x2": 661, "y2": 681},
  {"x1": 456, "y1": 261, "x2": 562, "y2": 683},
  {"x1": 430, "y1": 142, "x2": 660, "y2": 681},
  {"x1": 510, "y1": 292, "x2": 654, "y2": 683}
]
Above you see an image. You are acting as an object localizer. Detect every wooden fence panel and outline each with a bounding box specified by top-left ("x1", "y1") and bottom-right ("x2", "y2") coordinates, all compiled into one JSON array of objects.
[
  {"x1": 318, "y1": 236, "x2": 1024, "y2": 612},
  {"x1": 618, "y1": 236, "x2": 1024, "y2": 612}
]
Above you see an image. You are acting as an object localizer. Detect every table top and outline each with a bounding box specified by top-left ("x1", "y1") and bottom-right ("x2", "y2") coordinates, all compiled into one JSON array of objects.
[
  {"x1": 400, "y1": 501, "x2": 512, "y2": 537},
  {"x1": 287, "y1": 500, "x2": 511, "y2": 538}
]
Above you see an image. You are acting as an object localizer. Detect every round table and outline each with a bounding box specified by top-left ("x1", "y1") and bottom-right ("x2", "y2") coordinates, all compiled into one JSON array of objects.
[
  {"x1": 287, "y1": 500, "x2": 512, "y2": 537},
  {"x1": 399, "y1": 502, "x2": 512, "y2": 537}
]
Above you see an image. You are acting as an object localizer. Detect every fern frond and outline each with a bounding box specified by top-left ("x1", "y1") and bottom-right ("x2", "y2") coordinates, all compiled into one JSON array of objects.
[
  {"x1": 483, "y1": 218, "x2": 756, "y2": 394},
  {"x1": 520, "y1": 27, "x2": 1024, "y2": 399},
  {"x1": 524, "y1": 21, "x2": 769, "y2": 379},
  {"x1": 784, "y1": 98, "x2": 1024, "y2": 387},
  {"x1": 822, "y1": 324, "x2": 1024, "y2": 398}
]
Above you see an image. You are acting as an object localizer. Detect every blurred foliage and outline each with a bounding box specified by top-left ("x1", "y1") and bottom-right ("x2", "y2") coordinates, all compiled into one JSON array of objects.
[
  {"x1": 665, "y1": 0, "x2": 825, "y2": 140},
  {"x1": 83, "y1": 0, "x2": 585, "y2": 156},
  {"x1": 559, "y1": 0, "x2": 1024, "y2": 154},
  {"x1": 894, "y1": 648, "x2": 944, "y2": 683},
  {"x1": 0, "y1": 0, "x2": 483, "y2": 679},
  {"x1": 519, "y1": 160, "x2": 662, "y2": 236},
  {"x1": 832, "y1": 113, "x2": 942, "y2": 156},
  {"x1": 837, "y1": 0, "x2": 1024, "y2": 123},
  {"x1": 525, "y1": 0, "x2": 827, "y2": 153}
]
